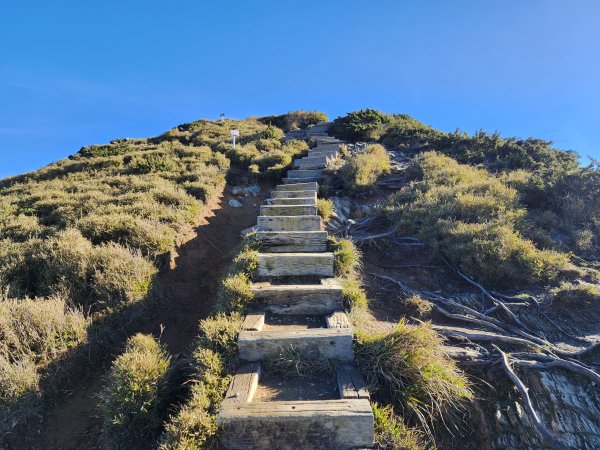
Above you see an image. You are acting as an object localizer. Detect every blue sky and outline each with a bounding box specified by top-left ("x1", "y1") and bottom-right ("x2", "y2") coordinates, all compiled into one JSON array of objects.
[{"x1": 1, "y1": 0, "x2": 599, "y2": 178}]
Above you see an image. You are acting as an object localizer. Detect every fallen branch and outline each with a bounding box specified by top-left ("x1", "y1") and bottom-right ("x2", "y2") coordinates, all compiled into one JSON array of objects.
[
  {"x1": 511, "y1": 353, "x2": 600, "y2": 385},
  {"x1": 494, "y1": 346, "x2": 569, "y2": 450},
  {"x1": 432, "y1": 326, "x2": 543, "y2": 350},
  {"x1": 352, "y1": 229, "x2": 396, "y2": 243}
]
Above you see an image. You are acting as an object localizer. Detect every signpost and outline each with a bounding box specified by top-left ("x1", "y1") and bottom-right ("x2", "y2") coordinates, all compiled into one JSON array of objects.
[{"x1": 230, "y1": 129, "x2": 240, "y2": 149}]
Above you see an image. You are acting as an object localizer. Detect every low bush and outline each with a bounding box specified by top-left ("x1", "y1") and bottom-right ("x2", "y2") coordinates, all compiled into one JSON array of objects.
[
  {"x1": 340, "y1": 277, "x2": 368, "y2": 310},
  {"x1": 551, "y1": 281, "x2": 600, "y2": 308},
  {"x1": 372, "y1": 403, "x2": 428, "y2": 450},
  {"x1": 317, "y1": 198, "x2": 334, "y2": 221},
  {"x1": 99, "y1": 333, "x2": 173, "y2": 449},
  {"x1": 383, "y1": 152, "x2": 569, "y2": 285},
  {"x1": 341, "y1": 144, "x2": 391, "y2": 193},
  {"x1": 215, "y1": 273, "x2": 253, "y2": 314},
  {"x1": 259, "y1": 110, "x2": 328, "y2": 132},
  {"x1": 329, "y1": 237, "x2": 361, "y2": 278},
  {"x1": 329, "y1": 109, "x2": 393, "y2": 142},
  {"x1": 263, "y1": 347, "x2": 337, "y2": 379},
  {"x1": 355, "y1": 320, "x2": 472, "y2": 432}
]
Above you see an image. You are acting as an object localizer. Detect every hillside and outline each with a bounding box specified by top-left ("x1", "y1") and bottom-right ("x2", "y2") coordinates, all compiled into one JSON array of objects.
[{"x1": 1, "y1": 109, "x2": 599, "y2": 449}]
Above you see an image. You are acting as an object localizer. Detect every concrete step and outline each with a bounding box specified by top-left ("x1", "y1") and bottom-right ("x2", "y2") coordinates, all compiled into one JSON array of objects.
[
  {"x1": 218, "y1": 398, "x2": 374, "y2": 450},
  {"x1": 257, "y1": 215, "x2": 321, "y2": 232},
  {"x1": 308, "y1": 150, "x2": 339, "y2": 158},
  {"x1": 270, "y1": 189, "x2": 317, "y2": 199},
  {"x1": 257, "y1": 252, "x2": 333, "y2": 278},
  {"x1": 275, "y1": 181, "x2": 318, "y2": 191},
  {"x1": 293, "y1": 161, "x2": 327, "y2": 170},
  {"x1": 286, "y1": 169, "x2": 324, "y2": 179},
  {"x1": 251, "y1": 279, "x2": 343, "y2": 314},
  {"x1": 238, "y1": 325, "x2": 353, "y2": 362},
  {"x1": 256, "y1": 230, "x2": 327, "y2": 253},
  {"x1": 283, "y1": 177, "x2": 322, "y2": 184},
  {"x1": 265, "y1": 197, "x2": 317, "y2": 206},
  {"x1": 259, "y1": 205, "x2": 318, "y2": 216}
]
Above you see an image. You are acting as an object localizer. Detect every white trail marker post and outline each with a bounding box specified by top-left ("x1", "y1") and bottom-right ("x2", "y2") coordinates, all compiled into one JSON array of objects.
[{"x1": 230, "y1": 129, "x2": 240, "y2": 149}]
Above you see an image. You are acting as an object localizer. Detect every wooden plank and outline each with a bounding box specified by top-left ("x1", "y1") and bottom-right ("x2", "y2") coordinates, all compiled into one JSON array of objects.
[
  {"x1": 275, "y1": 181, "x2": 318, "y2": 191},
  {"x1": 259, "y1": 205, "x2": 318, "y2": 216},
  {"x1": 238, "y1": 328, "x2": 354, "y2": 362},
  {"x1": 257, "y1": 252, "x2": 334, "y2": 278},
  {"x1": 286, "y1": 169, "x2": 324, "y2": 179},
  {"x1": 257, "y1": 215, "x2": 321, "y2": 232},
  {"x1": 251, "y1": 280, "x2": 343, "y2": 315},
  {"x1": 265, "y1": 197, "x2": 317, "y2": 206},
  {"x1": 256, "y1": 231, "x2": 327, "y2": 253},
  {"x1": 336, "y1": 364, "x2": 370, "y2": 400},
  {"x1": 242, "y1": 313, "x2": 265, "y2": 331},
  {"x1": 270, "y1": 190, "x2": 317, "y2": 199},
  {"x1": 222, "y1": 363, "x2": 261, "y2": 404},
  {"x1": 293, "y1": 161, "x2": 327, "y2": 170},
  {"x1": 218, "y1": 399, "x2": 374, "y2": 450},
  {"x1": 326, "y1": 311, "x2": 351, "y2": 329},
  {"x1": 283, "y1": 177, "x2": 322, "y2": 184}
]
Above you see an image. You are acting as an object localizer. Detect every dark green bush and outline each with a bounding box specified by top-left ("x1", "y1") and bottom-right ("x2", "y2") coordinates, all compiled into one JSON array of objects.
[
  {"x1": 258, "y1": 110, "x2": 328, "y2": 132},
  {"x1": 329, "y1": 109, "x2": 393, "y2": 141}
]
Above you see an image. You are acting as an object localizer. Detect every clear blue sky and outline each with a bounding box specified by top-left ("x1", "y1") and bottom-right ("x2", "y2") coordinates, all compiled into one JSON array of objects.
[{"x1": 1, "y1": 0, "x2": 599, "y2": 178}]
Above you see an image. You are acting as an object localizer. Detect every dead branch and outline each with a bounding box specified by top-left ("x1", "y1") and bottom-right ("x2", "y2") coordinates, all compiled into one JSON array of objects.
[
  {"x1": 352, "y1": 229, "x2": 396, "y2": 243},
  {"x1": 369, "y1": 261, "x2": 443, "y2": 270},
  {"x1": 432, "y1": 326, "x2": 544, "y2": 350},
  {"x1": 483, "y1": 303, "x2": 529, "y2": 314},
  {"x1": 511, "y1": 353, "x2": 600, "y2": 385},
  {"x1": 494, "y1": 346, "x2": 570, "y2": 450}
]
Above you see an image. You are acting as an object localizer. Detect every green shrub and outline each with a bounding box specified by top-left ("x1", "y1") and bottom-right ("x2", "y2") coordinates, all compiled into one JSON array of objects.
[
  {"x1": 317, "y1": 198, "x2": 334, "y2": 221},
  {"x1": 373, "y1": 403, "x2": 428, "y2": 450},
  {"x1": 99, "y1": 333, "x2": 172, "y2": 449},
  {"x1": 383, "y1": 152, "x2": 569, "y2": 285},
  {"x1": 0, "y1": 355, "x2": 40, "y2": 429},
  {"x1": 329, "y1": 109, "x2": 393, "y2": 142},
  {"x1": 259, "y1": 110, "x2": 328, "y2": 131},
  {"x1": 215, "y1": 273, "x2": 254, "y2": 313},
  {"x1": 340, "y1": 277, "x2": 368, "y2": 310},
  {"x1": 329, "y1": 237, "x2": 361, "y2": 278},
  {"x1": 355, "y1": 320, "x2": 472, "y2": 430},
  {"x1": 128, "y1": 153, "x2": 175, "y2": 174},
  {"x1": 262, "y1": 124, "x2": 284, "y2": 140},
  {"x1": 78, "y1": 213, "x2": 176, "y2": 258},
  {"x1": 197, "y1": 313, "x2": 242, "y2": 365},
  {"x1": 551, "y1": 281, "x2": 600, "y2": 308},
  {"x1": 341, "y1": 144, "x2": 391, "y2": 193},
  {"x1": 226, "y1": 143, "x2": 260, "y2": 168}
]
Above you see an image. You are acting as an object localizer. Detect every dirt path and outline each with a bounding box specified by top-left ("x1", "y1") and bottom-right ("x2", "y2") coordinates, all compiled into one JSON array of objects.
[{"x1": 36, "y1": 183, "x2": 271, "y2": 450}]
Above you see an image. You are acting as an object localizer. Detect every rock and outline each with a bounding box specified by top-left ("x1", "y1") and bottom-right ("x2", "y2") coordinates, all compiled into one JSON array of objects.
[
  {"x1": 229, "y1": 199, "x2": 243, "y2": 208},
  {"x1": 231, "y1": 185, "x2": 261, "y2": 197}
]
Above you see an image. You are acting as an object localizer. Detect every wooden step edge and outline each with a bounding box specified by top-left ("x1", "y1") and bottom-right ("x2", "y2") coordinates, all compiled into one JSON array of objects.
[
  {"x1": 270, "y1": 190, "x2": 317, "y2": 199},
  {"x1": 264, "y1": 197, "x2": 317, "y2": 206},
  {"x1": 275, "y1": 181, "x2": 318, "y2": 191},
  {"x1": 241, "y1": 312, "x2": 265, "y2": 331},
  {"x1": 238, "y1": 328, "x2": 354, "y2": 362},
  {"x1": 222, "y1": 362, "x2": 261, "y2": 404},
  {"x1": 283, "y1": 177, "x2": 322, "y2": 184},
  {"x1": 217, "y1": 399, "x2": 374, "y2": 450},
  {"x1": 337, "y1": 364, "x2": 370, "y2": 400}
]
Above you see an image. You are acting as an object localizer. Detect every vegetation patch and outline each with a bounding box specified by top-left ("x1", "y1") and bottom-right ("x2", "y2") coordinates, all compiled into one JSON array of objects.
[
  {"x1": 383, "y1": 151, "x2": 569, "y2": 286},
  {"x1": 355, "y1": 320, "x2": 472, "y2": 433},
  {"x1": 551, "y1": 281, "x2": 600, "y2": 308},
  {"x1": 317, "y1": 198, "x2": 334, "y2": 221},
  {"x1": 372, "y1": 403, "x2": 429, "y2": 450},
  {"x1": 259, "y1": 110, "x2": 328, "y2": 132},
  {"x1": 99, "y1": 333, "x2": 173, "y2": 449},
  {"x1": 341, "y1": 144, "x2": 391, "y2": 193}
]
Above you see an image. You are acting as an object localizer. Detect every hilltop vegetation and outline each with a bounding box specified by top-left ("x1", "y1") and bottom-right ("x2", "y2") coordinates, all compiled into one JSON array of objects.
[{"x1": 0, "y1": 110, "x2": 326, "y2": 439}]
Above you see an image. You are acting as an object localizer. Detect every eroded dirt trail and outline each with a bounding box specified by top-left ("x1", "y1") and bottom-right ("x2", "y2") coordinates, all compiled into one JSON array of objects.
[{"x1": 36, "y1": 183, "x2": 270, "y2": 450}]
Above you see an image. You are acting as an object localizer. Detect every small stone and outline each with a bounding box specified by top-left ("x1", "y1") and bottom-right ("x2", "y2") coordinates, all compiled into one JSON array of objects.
[{"x1": 228, "y1": 199, "x2": 243, "y2": 207}]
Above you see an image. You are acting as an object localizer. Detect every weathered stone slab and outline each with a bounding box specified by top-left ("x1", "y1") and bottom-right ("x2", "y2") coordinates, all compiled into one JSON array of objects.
[
  {"x1": 256, "y1": 231, "x2": 327, "y2": 253},
  {"x1": 286, "y1": 169, "x2": 324, "y2": 179},
  {"x1": 217, "y1": 399, "x2": 374, "y2": 450},
  {"x1": 242, "y1": 313, "x2": 265, "y2": 331},
  {"x1": 265, "y1": 197, "x2": 317, "y2": 206},
  {"x1": 257, "y1": 215, "x2": 321, "y2": 232},
  {"x1": 222, "y1": 363, "x2": 261, "y2": 404},
  {"x1": 336, "y1": 364, "x2": 370, "y2": 400},
  {"x1": 257, "y1": 252, "x2": 334, "y2": 278},
  {"x1": 251, "y1": 279, "x2": 343, "y2": 314},
  {"x1": 275, "y1": 181, "x2": 318, "y2": 191},
  {"x1": 326, "y1": 311, "x2": 351, "y2": 329},
  {"x1": 283, "y1": 177, "x2": 322, "y2": 184},
  {"x1": 259, "y1": 205, "x2": 318, "y2": 216},
  {"x1": 238, "y1": 327, "x2": 354, "y2": 361},
  {"x1": 270, "y1": 190, "x2": 317, "y2": 199}
]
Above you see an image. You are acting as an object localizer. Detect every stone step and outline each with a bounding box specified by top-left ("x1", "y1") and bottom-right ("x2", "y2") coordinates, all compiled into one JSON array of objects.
[
  {"x1": 238, "y1": 327, "x2": 353, "y2": 362},
  {"x1": 259, "y1": 205, "x2": 318, "y2": 216},
  {"x1": 308, "y1": 150, "x2": 339, "y2": 159},
  {"x1": 265, "y1": 197, "x2": 317, "y2": 206},
  {"x1": 217, "y1": 399, "x2": 374, "y2": 450},
  {"x1": 256, "y1": 230, "x2": 327, "y2": 253},
  {"x1": 283, "y1": 177, "x2": 322, "y2": 184},
  {"x1": 257, "y1": 252, "x2": 334, "y2": 278},
  {"x1": 292, "y1": 161, "x2": 327, "y2": 170},
  {"x1": 275, "y1": 181, "x2": 318, "y2": 191},
  {"x1": 286, "y1": 169, "x2": 324, "y2": 179},
  {"x1": 257, "y1": 215, "x2": 321, "y2": 232},
  {"x1": 252, "y1": 279, "x2": 343, "y2": 314},
  {"x1": 293, "y1": 156, "x2": 331, "y2": 168},
  {"x1": 270, "y1": 189, "x2": 317, "y2": 199}
]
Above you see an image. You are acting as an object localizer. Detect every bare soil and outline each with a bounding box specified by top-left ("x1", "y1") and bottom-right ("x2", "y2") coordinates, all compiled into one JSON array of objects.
[
  {"x1": 254, "y1": 374, "x2": 338, "y2": 402},
  {"x1": 35, "y1": 182, "x2": 271, "y2": 450},
  {"x1": 262, "y1": 313, "x2": 326, "y2": 331}
]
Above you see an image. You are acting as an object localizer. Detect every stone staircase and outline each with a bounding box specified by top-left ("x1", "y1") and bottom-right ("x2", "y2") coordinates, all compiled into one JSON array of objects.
[{"x1": 217, "y1": 127, "x2": 375, "y2": 449}]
